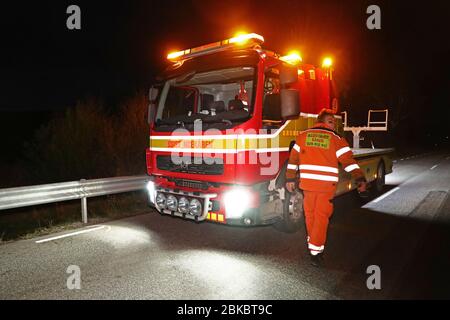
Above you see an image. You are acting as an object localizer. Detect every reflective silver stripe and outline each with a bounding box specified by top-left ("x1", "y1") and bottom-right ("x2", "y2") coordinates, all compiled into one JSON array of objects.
[
  {"x1": 300, "y1": 173, "x2": 339, "y2": 182},
  {"x1": 344, "y1": 164, "x2": 360, "y2": 172},
  {"x1": 293, "y1": 144, "x2": 300, "y2": 152},
  {"x1": 336, "y1": 146, "x2": 351, "y2": 158},
  {"x1": 287, "y1": 164, "x2": 298, "y2": 170},
  {"x1": 308, "y1": 243, "x2": 324, "y2": 251},
  {"x1": 299, "y1": 164, "x2": 339, "y2": 174}
]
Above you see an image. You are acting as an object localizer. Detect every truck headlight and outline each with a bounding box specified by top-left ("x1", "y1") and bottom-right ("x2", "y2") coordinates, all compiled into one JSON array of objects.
[
  {"x1": 178, "y1": 197, "x2": 190, "y2": 214},
  {"x1": 146, "y1": 181, "x2": 155, "y2": 203},
  {"x1": 223, "y1": 188, "x2": 251, "y2": 219},
  {"x1": 189, "y1": 198, "x2": 202, "y2": 216},
  {"x1": 167, "y1": 195, "x2": 178, "y2": 211},
  {"x1": 155, "y1": 193, "x2": 167, "y2": 209}
]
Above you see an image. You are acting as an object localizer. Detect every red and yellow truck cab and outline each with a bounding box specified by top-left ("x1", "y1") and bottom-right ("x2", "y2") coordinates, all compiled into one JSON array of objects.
[{"x1": 145, "y1": 33, "x2": 393, "y2": 231}]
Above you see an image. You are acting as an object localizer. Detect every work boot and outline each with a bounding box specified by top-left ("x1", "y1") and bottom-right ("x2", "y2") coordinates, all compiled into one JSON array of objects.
[{"x1": 310, "y1": 253, "x2": 324, "y2": 268}]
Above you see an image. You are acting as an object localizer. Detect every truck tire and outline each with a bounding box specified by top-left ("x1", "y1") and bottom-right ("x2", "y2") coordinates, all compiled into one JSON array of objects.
[
  {"x1": 274, "y1": 189, "x2": 304, "y2": 233},
  {"x1": 373, "y1": 161, "x2": 386, "y2": 195}
]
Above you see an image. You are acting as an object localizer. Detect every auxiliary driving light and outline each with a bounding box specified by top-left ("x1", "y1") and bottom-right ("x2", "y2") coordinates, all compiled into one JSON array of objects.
[
  {"x1": 178, "y1": 197, "x2": 190, "y2": 214},
  {"x1": 167, "y1": 195, "x2": 178, "y2": 211},
  {"x1": 189, "y1": 198, "x2": 202, "y2": 217},
  {"x1": 155, "y1": 193, "x2": 167, "y2": 209}
]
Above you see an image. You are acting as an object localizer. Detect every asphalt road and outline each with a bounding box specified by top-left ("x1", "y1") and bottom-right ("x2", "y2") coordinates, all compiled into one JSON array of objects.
[{"x1": 1, "y1": 151, "x2": 450, "y2": 300}]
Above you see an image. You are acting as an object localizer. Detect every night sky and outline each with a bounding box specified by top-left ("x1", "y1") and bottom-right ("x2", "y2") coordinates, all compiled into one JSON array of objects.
[{"x1": 0, "y1": 1, "x2": 449, "y2": 144}]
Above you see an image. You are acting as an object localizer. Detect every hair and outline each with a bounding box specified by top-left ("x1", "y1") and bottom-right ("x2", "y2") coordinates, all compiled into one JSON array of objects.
[{"x1": 317, "y1": 108, "x2": 336, "y2": 123}]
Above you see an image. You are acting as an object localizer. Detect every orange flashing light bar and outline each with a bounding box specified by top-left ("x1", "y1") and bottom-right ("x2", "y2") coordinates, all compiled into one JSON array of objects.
[
  {"x1": 167, "y1": 33, "x2": 264, "y2": 62},
  {"x1": 228, "y1": 33, "x2": 265, "y2": 44},
  {"x1": 207, "y1": 212, "x2": 226, "y2": 223}
]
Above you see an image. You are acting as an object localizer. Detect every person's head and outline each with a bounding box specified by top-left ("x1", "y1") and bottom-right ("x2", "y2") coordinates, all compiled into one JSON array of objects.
[{"x1": 317, "y1": 108, "x2": 336, "y2": 130}]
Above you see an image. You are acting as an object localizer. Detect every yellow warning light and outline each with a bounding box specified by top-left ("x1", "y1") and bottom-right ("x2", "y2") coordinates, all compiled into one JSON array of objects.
[
  {"x1": 322, "y1": 57, "x2": 333, "y2": 68},
  {"x1": 280, "y1": 51, "x2": 303, "y2": 65}
]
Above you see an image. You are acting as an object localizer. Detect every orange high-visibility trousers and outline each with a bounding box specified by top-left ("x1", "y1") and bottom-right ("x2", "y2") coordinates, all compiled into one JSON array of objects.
[{"x1": 303, "y1": 190, "x2": 335, "y2": 255}]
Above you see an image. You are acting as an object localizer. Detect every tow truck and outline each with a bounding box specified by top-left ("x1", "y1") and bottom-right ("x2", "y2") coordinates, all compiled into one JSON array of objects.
[{"x1": 145, "y1": 32, "x2": 394, "y2": 231}]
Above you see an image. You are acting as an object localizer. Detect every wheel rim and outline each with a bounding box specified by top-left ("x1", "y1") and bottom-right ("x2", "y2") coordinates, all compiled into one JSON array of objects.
[{"x1": 288, "y1": 191, "x2": 303, "y2": 222}]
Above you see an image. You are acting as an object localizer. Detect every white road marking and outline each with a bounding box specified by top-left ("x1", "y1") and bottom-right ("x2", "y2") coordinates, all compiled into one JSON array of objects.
[
  {"x1": 430, "y1": 164, "x2": 439, "y2": 170},
  {"x1": 371, "y1": 187, "x2": 400, "y2": 203},
  {"x1": 35, "y1": 225, "x2": 106, "y2": 244}
]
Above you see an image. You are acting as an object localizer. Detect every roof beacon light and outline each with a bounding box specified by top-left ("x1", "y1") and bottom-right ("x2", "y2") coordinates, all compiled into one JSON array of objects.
[
  {"x1": 322, "y1": 57, "x2": 333, "y2": 68},
  {"x1": 167, "y1": 33, "x2": 264, "y2": 62},
  {"x1": 280, "y1": 51, "x2": 303, "y2": 65}
]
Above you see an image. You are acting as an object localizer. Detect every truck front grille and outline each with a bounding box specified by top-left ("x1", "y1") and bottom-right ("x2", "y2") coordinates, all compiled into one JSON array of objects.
[
  {"x1": 156, "y1": 156, "x2": 224, "y2": 175},
  {"x1": 174, "y1": 179, "x2": 209, "y2": 190}
]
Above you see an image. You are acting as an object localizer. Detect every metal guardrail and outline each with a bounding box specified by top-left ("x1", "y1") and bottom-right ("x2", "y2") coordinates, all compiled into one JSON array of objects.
[{"x1": 0, "y1": 175, "x2": 149, "y2": 223}]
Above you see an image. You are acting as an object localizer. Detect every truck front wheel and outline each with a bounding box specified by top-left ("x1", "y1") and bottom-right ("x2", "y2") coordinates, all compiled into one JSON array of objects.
[{"x1": 274, "y1": 189, "x2": 304, "y2": 233}]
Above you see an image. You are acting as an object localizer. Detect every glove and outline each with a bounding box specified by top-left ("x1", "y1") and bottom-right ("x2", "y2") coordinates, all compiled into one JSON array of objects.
[{"x1": 286, "y1": 182, "x2": 296, "y2": 193}]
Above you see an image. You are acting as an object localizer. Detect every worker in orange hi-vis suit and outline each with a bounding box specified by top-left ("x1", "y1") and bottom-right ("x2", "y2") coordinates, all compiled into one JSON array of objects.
[{"x1": 285, "y1": 108, "x2": 368, "y2": 267}]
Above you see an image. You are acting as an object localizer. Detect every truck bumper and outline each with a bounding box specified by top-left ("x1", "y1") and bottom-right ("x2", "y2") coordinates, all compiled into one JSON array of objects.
[{"x1": 147, "y1": 182, "x2": 273, "y2": 226}]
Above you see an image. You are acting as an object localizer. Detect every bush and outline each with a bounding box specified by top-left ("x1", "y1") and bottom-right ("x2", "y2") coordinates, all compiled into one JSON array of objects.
[{"x1": 24, "y1": 93, "x2": 149, "y2": 184}]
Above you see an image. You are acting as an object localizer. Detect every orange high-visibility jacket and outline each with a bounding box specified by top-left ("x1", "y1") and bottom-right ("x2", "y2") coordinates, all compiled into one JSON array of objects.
[{"x1": 286, "y1": 123, "x2": 366, "y2": 192}]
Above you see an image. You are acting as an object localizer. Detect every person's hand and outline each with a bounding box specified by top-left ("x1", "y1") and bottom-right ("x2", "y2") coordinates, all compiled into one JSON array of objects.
[
  {"x1": 286, "y1": 182, "x2": 296, "y2": 193},
  {"x1": 357, "y1": 181, "x2": 368, "y2": 193}
]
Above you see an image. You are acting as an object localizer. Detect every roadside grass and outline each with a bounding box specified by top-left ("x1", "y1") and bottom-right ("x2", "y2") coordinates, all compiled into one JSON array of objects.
[{"x1": 0, "y1": 191, "x2": 155, "y2": 243}]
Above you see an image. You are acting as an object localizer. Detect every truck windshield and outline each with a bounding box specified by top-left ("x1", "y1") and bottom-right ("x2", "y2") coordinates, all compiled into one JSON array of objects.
[{"x1": 154, "y1": 66, "x2": 256, "y2": 131}]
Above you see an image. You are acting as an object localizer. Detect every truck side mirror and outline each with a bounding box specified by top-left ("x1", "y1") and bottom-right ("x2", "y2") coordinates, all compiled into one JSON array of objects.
[
  {"x1": 281, "y1": 89, "x2": 300, "y2": 120},
  {"x1": 279, "y1": 64, "x2": 298, "y2": 85},
  {"x1": 147, "y1": 103, "x2": 156, "y2": 125},
  {"x1": 149, "y1": 87, "x2": 159, "y2": 102},
  {"x1": 147, "y1": 87, "x2": 159, "y2": 125},
  {"x1": 279, "y1": 64, "x2": 300, "y2": 119}
]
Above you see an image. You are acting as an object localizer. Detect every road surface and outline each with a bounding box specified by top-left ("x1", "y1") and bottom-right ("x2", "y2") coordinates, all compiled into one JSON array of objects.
[{"x1": 1, "y1": 151, "x2": 450, "y2": 299}]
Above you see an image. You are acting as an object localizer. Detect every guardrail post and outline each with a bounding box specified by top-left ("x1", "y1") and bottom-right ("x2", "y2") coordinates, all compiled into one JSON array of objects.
[
  {"x1": 81, "y1": 197, "x2": 88, "y2": 224},
  {"x1": 80, "y1": 179, "x2": 88, "y2": 224}
]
